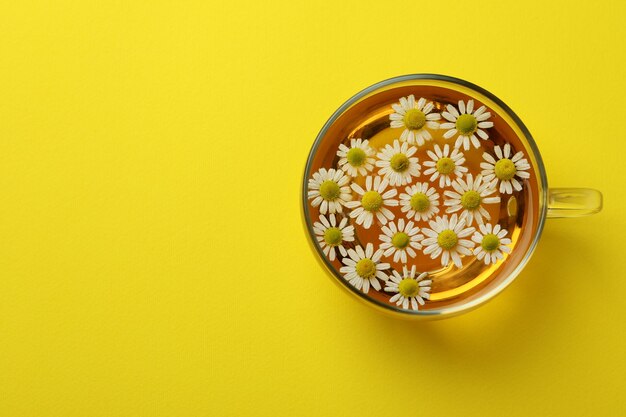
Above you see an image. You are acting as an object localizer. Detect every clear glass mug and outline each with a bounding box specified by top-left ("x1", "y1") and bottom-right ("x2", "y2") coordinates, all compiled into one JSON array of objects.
[{"x1": 301, "y1": 74, "x2": 602, "y2": 319}]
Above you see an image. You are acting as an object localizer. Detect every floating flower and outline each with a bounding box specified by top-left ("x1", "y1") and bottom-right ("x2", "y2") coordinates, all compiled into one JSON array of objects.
[
  {"x1": 307, "y1": 168, "x2": 352, "y2": 214},
  {"x1": 336, "y1": 138, "x2": 376, "y2": 177},
  {"x1": 375, "y1": 139, "x2": 421, "y2": 186},
  {"x1": 313, "y1": 214, "x2": 355, "y2": 261},
  {"x1": 422, "y1": 143, "x2": 468, "y2": 188},
  {"x1": 378, "y1": 218, "x2": 423, "y2": 263},
  {"x1": 384, "y1": 266, "x2": 432, "y2": 311},
  {"x1": 471, "y1": 223, "x2": 512, "y2": 265},
  {"x1": 399, "y1": 182, "x2": 440, "y2": 221},
  {"x1": 339, "y1": 243, "x2": 390, "y2": 293},
  {"x1": 441, "y1": 99, "x2": 494, "y2": 150},
  {"x1": 345, "y1": 176, "x2": 398, "y2": 229},
  {"x1": 389, "y1": 95, "x2": 441, "y2": 146},
  {"x1": 444, "y1": 174, "x2": 500, "y2": 226},
  {"x1": 421, "y1": 214, "x2": 475, "y2": 268},
  {"x1": 481, "y1": 143, "x2": 531, "y2": 194}
]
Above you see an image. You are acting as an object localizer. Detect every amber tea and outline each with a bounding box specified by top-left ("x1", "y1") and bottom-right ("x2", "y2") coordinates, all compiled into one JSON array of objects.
[{"x1": 303, "y1": 77, "x2": 543, "y2": 315}]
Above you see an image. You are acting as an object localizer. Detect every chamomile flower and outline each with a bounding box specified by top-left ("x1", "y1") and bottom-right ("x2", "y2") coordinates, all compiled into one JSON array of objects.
[
  {"x1": 384, "y1": 266, "x2": 432, "y2": 311},
  {"x1": 444, "y1": 174, "x2": 500, "y2": 226},
  {"x1": 313, "y1": 214, "x2": 355, "y2": 261},
  {"x1": 345, "y1": 176, "x2": 398, "y2": 229},
  {"x1": 339, "y1": 243, "x2": 390, "y2": 294},
  {"x1": 471, "y1": 223, "x2": 512, "y2": 265},
  {"x1": 399, "y1": 182, "x2": 440, "y2": 221},
  {"x1": 308, "y1": 168, "x2": 352, "y2": 214},
  {"x1": 481, "y1": 143, "x2": 531, "y2": 194},
  {"x1": 421, "y1": 214, "x2": 475, "y2": 268},
  {"x1": 375, "y1": 139, "x2": 421, "y2": 186},
  {"x1": 378, "y1": 218, "x2": 423, "y2": 263},
  {"x1": 441, "y1": 99, "x2": 494, "y2": 150},
  {"x1": 422, "y1": 144, "x2": 468, "y2": 188},
  {"x1": 389, "y1": 95, "x2": 441, "y2": 146},
  {"x1": 337, "y1": 138, "x2": 375, "y2": 177}
]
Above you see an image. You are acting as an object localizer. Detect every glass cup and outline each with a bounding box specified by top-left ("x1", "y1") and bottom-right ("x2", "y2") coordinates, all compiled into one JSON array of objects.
[{"x1": 302, "y1": 74, "x2": 602, "y2": 319}]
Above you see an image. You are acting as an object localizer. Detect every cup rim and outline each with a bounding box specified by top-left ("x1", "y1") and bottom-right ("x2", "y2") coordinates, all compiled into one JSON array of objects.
[{"x1": 302, "y1": 73, "x2": 548, "y2": 318}]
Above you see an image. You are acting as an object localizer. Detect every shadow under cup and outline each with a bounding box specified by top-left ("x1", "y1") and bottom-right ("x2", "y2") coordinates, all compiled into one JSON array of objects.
[{"x1": 302, "y1": 74, "x2": 598, "y2": 319}]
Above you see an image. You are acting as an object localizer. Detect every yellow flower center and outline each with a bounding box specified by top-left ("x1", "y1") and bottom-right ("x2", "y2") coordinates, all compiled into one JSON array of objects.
[
  {"x1": 390, "y1": 153, "x2": 409, "y2": 173},
  {"x1": 355, "y1": 258, "x2": 376, "y2": 279},
  {"x1": 494, "y1": 158, "x2": 517, "y2": 181},
  {"x1": 346, "y1": 147, "x2": 367, "y2": 167},
  {"x1": 481, "y1": 233, "x2": 500, "y2": 251},
  {"x1": 410, "y1": 192, "x2": 430, "y2": 212},
  {"x1": 456, "y1": 113, "x2": 478, "y2": 134},
  {"x1": 461, "y1": 190, "x2": 481, "y2": 210},
  {"x1": 361, "y1": 191, "x2": 383, "y2": 212},
  {"x1": 323, "y1": 227, "x2": 342, "y2": 246},
  {"x1": 437, "y1": 229, "x2": 458, "y2": 250},
  {"x1": 319, "y1": 180, "x2": 340, "y2": 201},
  {"x1": 403, "y1": 108, "x2": 426, "y2": 130},
  {"x1": 398, "y1": 278, "x2": 420, "y2": 297},
  {"x1": 391, "y1": 232, "x2": 410, "y2": 249},
  {"x1": 436, "y1": 157, "x2": 455, "y2": 175}
]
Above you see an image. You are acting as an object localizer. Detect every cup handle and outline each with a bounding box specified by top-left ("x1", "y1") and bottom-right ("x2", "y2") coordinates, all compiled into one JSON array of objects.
[{"x1": 547, "y1": 188, "x2": 603, "y2": 218}]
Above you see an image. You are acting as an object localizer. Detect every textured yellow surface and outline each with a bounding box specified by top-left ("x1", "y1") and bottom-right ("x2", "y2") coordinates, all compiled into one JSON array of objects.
[{"x1": 0, "y1": 1, "x2": 624, "y2": 416}]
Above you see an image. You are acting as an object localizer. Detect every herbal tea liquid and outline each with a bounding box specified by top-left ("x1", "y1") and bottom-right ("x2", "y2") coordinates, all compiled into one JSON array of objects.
[{"x1": 306, "y1": 83, "x2": 540, "y2": 311}]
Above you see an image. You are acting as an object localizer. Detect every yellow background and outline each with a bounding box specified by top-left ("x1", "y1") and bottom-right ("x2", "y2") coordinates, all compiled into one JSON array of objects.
[{"x1": 1, "y1": 1, "x2": 624, "y2": 416}]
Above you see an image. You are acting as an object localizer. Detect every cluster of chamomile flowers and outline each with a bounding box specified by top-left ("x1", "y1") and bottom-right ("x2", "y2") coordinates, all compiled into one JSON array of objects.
[{"x1": 307, "y1": 95, "x2": 531, "y2": 310}]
